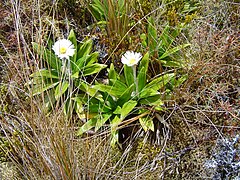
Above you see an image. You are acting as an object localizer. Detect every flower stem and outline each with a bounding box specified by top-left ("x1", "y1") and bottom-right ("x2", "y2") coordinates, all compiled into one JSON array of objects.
[{"x1": 132, "y1": 65, "x2": 138, "y2": 98}]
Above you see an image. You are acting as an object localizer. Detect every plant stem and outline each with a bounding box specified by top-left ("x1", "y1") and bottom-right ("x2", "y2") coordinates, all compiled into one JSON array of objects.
[{"x1": 132, "y1": 65, "x2": 138, "y2": 97}]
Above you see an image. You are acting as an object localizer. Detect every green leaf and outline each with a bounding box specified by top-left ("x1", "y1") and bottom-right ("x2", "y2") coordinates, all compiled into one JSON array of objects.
[
  {"x1": 32, "y1": 82, "x2": 59, "y2": 96},
  {"x1": 68, "y1": 29, "x2": 77, "y2": 63},
  {"x1": 71, "y1": 72, "x2": 79, "y2": 78},
  {"x1": 85, "y1": 52, "x2": 99, "y2": 66},
  {"x1": 124, "y1": 65, "x2": 134, "y2": 87},
  {"x1": 77, "y1": 80, "x2": 101, "y2": 98},
  {"x1": 138, "y1": 52, "x2": 149, "y2": 75},
  {"x1": 139, "y1": 94, "x2": 162, "y2": 105},
  {"x1": 111, "y1": 115, "x2": 121, "y2": 131},
  {"x1": 139, "y1": 88, "x2": 160, "y2": 99},
  {"x1": 120, "y1": 100, "x2": 137, "y2": 120},
  {"x1": 30, "y1": 69, "x2": 59, "y2": 79},
  {"x1": 139, "y1": 116, "x2": 154, "y2": 132},
  {"x1": 140, "y1": 33, "x2": 147, "y2": 48},
  {"x1": 75, "y1": 52, "x2": 99, "y2": 72},
  {"x1": 77, "y1": 39, "x2": 93, "y2": 59},
  {"x1": 147, "y1": 16, "x2": 158, "y2": 55},
  {"x1": 101, "y1": 92, "x2": 116, "y2": 108},
  {"x1": 109, "y1": 79, "x2": 127, "y2": 91},
  {"x1": 159, "y1": 25, "x2": 171, "y2": 54},
  {"x1": 93, "y1": 84, "x2": 124, "y2": 97},
  {"x1": 82, "y1": 63, "x2": 107, "y2": 76},
  {"x1": 113, "y1": 106, "x2": 122, "y2": 114},
  {"x1": 144, "y1": 73, "x2": 175, "y2": 91},
  {"x1": 32, "y1": 42, "x2": 61, "y2": 70},
  {"x1": 159, "y1": 44, "x2": 190, "y2": 59},
  {"x1": 137, "y1": 52, "x2": 149, "y2": 92},
  {"x1": 73, "y1": 96, "x2": 84, "y2": 118},
  {"x1": 95, "y1": 113, "x2": 112, "y2": 131},
  {"x1": 54, "y1": 81, "x2": 69, "y2": 100},
  {"x1": 89, "y1": 0, "x2": 106, "y2": 21},
  {"x1": 109, "y1": 63, "x2": 118, "y2": 83},
  {"x1": 77, "y1": 118, "x2": 97, "y2": 136},
  {"x1": 110, "y1": 130, "x2": 119, "y2": 146},
  {"x1": 116, "y1": 84, "x2": 134, "y2": 107}
]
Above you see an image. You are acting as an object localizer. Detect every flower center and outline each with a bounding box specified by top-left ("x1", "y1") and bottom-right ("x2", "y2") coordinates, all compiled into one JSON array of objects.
[
  {"x1": 129, "y1": 58, "x2": 136, "y2": 65},
  {"x1": 59, "y1": 47, "x2": 67, "y2": 54}
]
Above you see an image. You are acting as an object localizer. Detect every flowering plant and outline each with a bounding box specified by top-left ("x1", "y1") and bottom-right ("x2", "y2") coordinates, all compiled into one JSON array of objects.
[
  {"x1": 77, "y1": 51, "x2": 175, "y2": 146},
  {"x1": 121, "y1": 51, "x2": 142, "y2": 67},
  {"x1": 29, "y1": 30, "x2": 107, "y2": 116}
]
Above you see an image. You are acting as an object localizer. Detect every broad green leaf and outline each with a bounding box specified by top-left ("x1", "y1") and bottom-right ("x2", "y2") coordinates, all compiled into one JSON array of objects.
[
  {"x1": 77, "y1": 81, "x2": 101, "y2": 98},
  {"x1": 137, "y1": 52, "x2": 149, "y2": 92},
  {"x1": 54, "y1": 81, "x2": 69, "y2": 100},
  {"x1": 159, "y1": 25, "x2": 171, "y2": 54},
  {"x1": 120, "y1": 100, "x2": 137, "y2": 120},
  {"x1": 138, "y1": 52, "x2": 149, "y2": 74},
  {"x1": 109, "y1": 63, "x2": 118, "y2": 83},
  {"x1": 73, "y1": 96, "x2": 84, "y2": 118},
  {"x1": 139, "y1": 94, "x2": 162, "y2": 105},
  {"x1": 110, "y1": 79, "x2": 127, "y2": 91},
  {"x1": 77, "y1": 39, "x2": 93, "y2": 59},
  {"x1": 93, "y1": 84, "x2": 124, "y2": 97},
  {"x1": 71, "y1": 72, "x2": 79, "y2": 78},
  {"x1": 147, "y1": 16, "x2": 158, "y2": 55},
  {"x1": 116, "y1": 84, "x2": 134, "y2": 107},
  {"x1": 100, "y1": 92, "x2": 115, "y2": 109},
  {"x1": 88, "y1": 102, "x2": 111, "y2": 113},
  {"x1": 89, "y1": 0, "x2": 105, "y2": 21},
  {"x1": 159, "y1": 44, "x2": 190, "y2": 59},
  {"x1": 75, "y1": 52, "x2": 99, "y2": 72},
  {"x1": 139, "y1": 88, "x2": 160, "y2": 99},
  {"x1": 139, "y1": 116, "x2": 154, "y2": 132},
  {"x1": 32, "y1": 82, "x2": 59, "y2": 96},
  {"x1": 95, "y1": 113, "x2": 112, "y2": 131},
  {"x1": 110, "y1": 130, "x2": 119, "y2": 146},
  {"x1": 140, "y1": 33, "x2": 147, "y2": 48},
  {"x1": 85, "y1": 52, "x2": 99, "y2": 66},
  {"x1": 110, "y1": 116, "x2": 121, "y2": 146},
  {"x1": 144, "y1": 73, "x2": 175, "y2": 91},
  {"x1": 113, "y1": 106, "x2": 122, "y2": 114},
  {"x1": 82, "y1": 63, "x2": 107, "y2": 76},
  {"x1": 32, "y1": 42, "x2": 61, "y2": 70},
  {"x1": 30, "y1": 69, "x2": 59, "y2": 79},
  {"x1": 111, "y1": 115, "x2": 121, "y2": 131},
  {"x1": 77, "y1": 118, "x2": 97, "y2": 136},
  {"x1": 124, "y1": 65, "x2": 134, "y2": 87},
  {"x1": 68, "y1": 29, "x2": 77, "y2": 63}
]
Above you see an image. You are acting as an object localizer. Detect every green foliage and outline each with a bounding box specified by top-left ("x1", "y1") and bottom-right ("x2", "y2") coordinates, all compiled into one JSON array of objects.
[
  {"x1": 77, "y1": 53, "x2": 176, "y2": 146},
  {"x1": 89, "y1": 0, "x2": 130, "y2": 39},
  {"x1": 141, "y1": 16, "x2": 190, "y2": 74},
  {"x1": 29, "y1": 30, "x2": 107, "y2": 116}
]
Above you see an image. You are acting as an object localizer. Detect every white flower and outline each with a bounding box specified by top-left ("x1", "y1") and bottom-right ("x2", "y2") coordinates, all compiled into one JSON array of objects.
[
  {"x1": 52, "y1": 39, "x2": 75, "y2": 60},
  {"x1": 121, "y1": 51, "x2": 142, "y2": 66}
]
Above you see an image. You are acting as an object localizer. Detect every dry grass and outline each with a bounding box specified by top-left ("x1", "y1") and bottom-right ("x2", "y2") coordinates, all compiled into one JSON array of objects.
[{"x1": 0, "y1": 0, "x2": 239, "y2": 179}]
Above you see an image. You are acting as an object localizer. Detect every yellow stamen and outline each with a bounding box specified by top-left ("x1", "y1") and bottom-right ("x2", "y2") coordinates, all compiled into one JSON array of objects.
[
  {"x1": 129, "y1": 58, "x2": 136, "y2": 65},
  {"x1": 60, "y1": 47, "x2": 67, "y2": 54}
]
